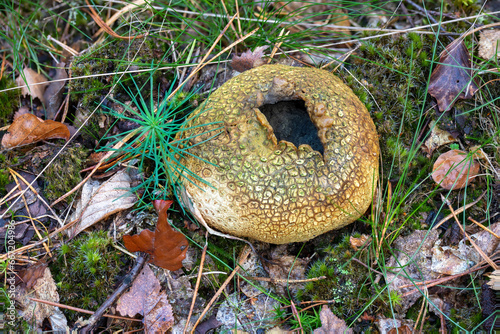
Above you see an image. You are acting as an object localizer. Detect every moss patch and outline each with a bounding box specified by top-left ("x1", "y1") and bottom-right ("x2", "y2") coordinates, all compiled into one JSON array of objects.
[{"x1": 50, "y1": 230, "x2": 129, "y2": 323}]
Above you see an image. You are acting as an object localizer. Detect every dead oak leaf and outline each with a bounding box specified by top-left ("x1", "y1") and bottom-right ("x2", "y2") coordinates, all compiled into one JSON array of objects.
[
  {"x1": 123, "y1": 200, "x2": 188, "y2": 271},
  {"x1": 2, "y1": 113, "x2": 70, "y2": 148},
  {"x1": 231, "y1": 46, "x2": 268, "y2": 72},
  {"x1": 428, "y1": 39, "x2": 479, "y2": 112}
]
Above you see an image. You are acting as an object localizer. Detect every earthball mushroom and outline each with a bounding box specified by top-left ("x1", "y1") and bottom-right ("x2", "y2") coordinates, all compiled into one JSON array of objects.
[{"x1": 175, "y1": 64, "x2": 379, "y2": 244}]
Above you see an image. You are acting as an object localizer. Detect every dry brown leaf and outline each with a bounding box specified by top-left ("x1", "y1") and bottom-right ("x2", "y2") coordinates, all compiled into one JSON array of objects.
[
  {"x1": 479, "y1": 29, "x2": 500, "y2": 59},
  {"x1": 1, "y1": 113, "x2": 70, "y2": 148},
  {"x1": 123, "y1": 200, "x2": 188, "y2": 271},
  {"x1": 116, "y1": 265, "x2": 174, "y2": 332},
  {"x1": 231, "y1": 46, "x2": 268, "y2": 72},
  {"x1": 432, "y1": 150, "x2": 480, "y2": 190},
  {"x1": 313, "y1": 305, "x2": 353, "y2": 334},
  {"x1": 68, "y1": 169, "x2": 137, "y2": 238},
  {"x1": 16, "y1": 68, "x2": 49, "y2": 105},
  {"x1": 428, "y1": 39, "x2": 479, "y2": 112},
  {"x1": 422, "y1": 121, "x2": 457, "y2": 157}
]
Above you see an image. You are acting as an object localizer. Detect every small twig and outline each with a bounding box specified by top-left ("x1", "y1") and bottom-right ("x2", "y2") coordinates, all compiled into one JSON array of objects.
[
  {"x1": 432, "y1": 190, "x2": 486, "y2": 230},
  {"x1": 191, "y1": 246, "x2": 251, "y2": 333},
  {"x1": 399, "y1": 264, "x2": 490, "y2": 293},
  {"x1": 413, "y1": 288, "x2": 428, "y2": 333},
  {"x1": 10, "y1": 170, "x2": 51, "y2": 256},
  {"x1": 243, "y1": 275, "x2": 326, "y2": 284},
  {"x1": 468, "y1": 217, "x2": 500, "y2": 239},
  {"x1": 351, "y1": 257, "x2": 384, "y2": 276},
  {"x1": 290, "y1": 300, "x2": 304, "y2": 334},
  {"x1": 442, "y1": 194, "x2": 498, "y2": 270},
  {"x1": 268, "y1": 28, "x2": 288, "y2": 63},
  {"x1": 28, "y1": 297, "x2": 141, "y2": 322},
  {"x1": 184, "y1": 232, "x2": 208, "y2": 332},
  {"x1": 80, "y1": 253, "x2": 147, "y2": 333}
]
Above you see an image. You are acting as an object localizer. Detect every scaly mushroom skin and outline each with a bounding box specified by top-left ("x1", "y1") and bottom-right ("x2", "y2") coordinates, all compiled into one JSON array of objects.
[{"x1": 176, "y1": 65, "x2": 379, "y2": 244}]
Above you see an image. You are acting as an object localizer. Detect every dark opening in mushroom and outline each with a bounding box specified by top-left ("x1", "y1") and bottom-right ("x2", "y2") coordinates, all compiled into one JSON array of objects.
[{"x1": 259, "y1": 100, "x2": 324, "y2": 154}]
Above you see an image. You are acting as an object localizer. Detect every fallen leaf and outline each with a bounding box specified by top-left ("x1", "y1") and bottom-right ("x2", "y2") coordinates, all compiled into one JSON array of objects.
[
  {"x1": 116, "y1": 265, "x2": 174, "y2": 332},
  {"x1": 43, "y1": 62, "x2": 68, "y2": 119},
  {"x1": 422, "y1": 121, "x2": 458, "y2": 157},
  {"x1": 479, "y1": 29, "x2": 500, "y2": 60},
  {"x1": 313, "y1": 305, "x2": 353, "y2": 334},
  {"x1": 385, "y1": 230, "x2": 441, "y2": 313},
  {"x1": 0, "y1": 223, "x2": 34, "y2": 249},
  {"x1": 432, "y1": 150, "x2": 480, "y2": 190},
  {"x1": 68, "y1": 169, "x2": 137, "y2": 238},
  {"x1": 123, "y1": 199, "x2": 188, "y2": 271},
  {"x1": 15, "y1": 266, "x2": 68, "y2": 330},
  {"x1": 428, "y1": 39, "x2": 479, "y2": 112},
  {"x1": 1, "y1": 113, "x2": 70, "y2": 148},
  {"x1": 431, "y1": 240, "x2": 475, "y2": 275},
  {"x1": 377, "y1": 319, "x2": 415, "y2": 334},
  {"x1": 231, "y1": 46, "x2": 268, "y2": 72},
  {"x1": 350, "y1": 234, "x2": 371, "y2": 251},
  {"x1": 16, "y1": 68, "x2": 49, "y2": 105}
]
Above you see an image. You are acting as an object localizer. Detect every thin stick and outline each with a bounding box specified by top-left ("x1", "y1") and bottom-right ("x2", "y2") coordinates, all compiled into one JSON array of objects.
[
  {"x1": 81, "y1": 253, "x2": 147, "y2": 333},
  {"x1": 184, "y1": 233, "x2": 208, "y2": 332},
  {"x1": 29, "y1": 297, "x2": 141, "y2": 322},
  {"x1": 468, "y1": 217, "x2": 500, "y2": 239},
  {"x1": 290, "y1": 300, "x2": 304, "y2": 334},
  {"x1": 442, "y1": 194, "x2": 498, "y2": 270},
  {"x1": 10, "y1": 170, "x2": 51, "y2": 256},
  {"x1": 432, "y1": 190, "x2": 486, "y2": 230},
  {"x1": 243, "y1": 275, "x2": 326, "y2": 284},
  {"x1": 191, "y1": 246, "x2": 251, "y2": 332}
]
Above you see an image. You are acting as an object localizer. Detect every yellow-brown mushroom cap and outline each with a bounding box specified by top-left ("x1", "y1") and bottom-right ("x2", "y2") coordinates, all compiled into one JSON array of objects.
[{"x1": 175, "y1": 64, "x2": 379, "y2": 244}]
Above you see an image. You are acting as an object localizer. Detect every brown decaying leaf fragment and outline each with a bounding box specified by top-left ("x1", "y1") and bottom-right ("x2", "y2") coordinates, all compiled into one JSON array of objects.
[
  {"x1": 1, "y1": 113, "x2": 70, "y2": 148},
  {"x1": 432, "y1": 149, "x2": 480, "y2": 190},
  {"x1": 479, "y1": 29, "x2": 500, "y2": 59},
  {"x1": 16, "y1": 68, "x2": 49, "y2": 105},
  {"x1": 231, "y1": 46, "x2": 268, "y2": 72},
  {"x1": 428, "y1": 39, "x2": 479, "y2": 112},
  {"x1": 116, "y1": 265, "x2": 174, "y2": 332},
  {"x1": 123, "y1": 200, "x2": 188, "y2": 271},
  {"x1": 313, "y1": 305, "x2": 353, "y2": 334}
]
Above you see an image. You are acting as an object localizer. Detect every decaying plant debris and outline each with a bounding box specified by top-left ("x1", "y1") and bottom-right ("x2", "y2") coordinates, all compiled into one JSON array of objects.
[{"x1": 1, "y1": 0, "x2": 499, "y2": 333}]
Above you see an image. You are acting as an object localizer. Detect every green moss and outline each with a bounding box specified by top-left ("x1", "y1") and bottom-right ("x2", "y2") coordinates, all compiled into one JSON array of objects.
[
  {"x1": 50, "y1": 230, "x2": 128, "y2": 323},
  {"x1": 43, "y1": 144, "x2": 88, "y2": 202},
  {"x1": 296, "y1": 234, "x2": 373, "y2": 322},
  {"x1": 344, "y1": 32, "x2": 438, "y2": 185},
  {"x1": 0, "y1": 77, "x2": 20, "y2": 126}
]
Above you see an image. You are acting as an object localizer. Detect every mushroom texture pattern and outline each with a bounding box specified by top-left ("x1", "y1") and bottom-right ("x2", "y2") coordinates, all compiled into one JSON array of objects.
[{"x1": 175, "y1": 65, "x2": 379, "y2": 244}]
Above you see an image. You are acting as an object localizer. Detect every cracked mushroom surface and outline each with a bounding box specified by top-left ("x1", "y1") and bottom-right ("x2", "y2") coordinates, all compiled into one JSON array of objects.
[{"x1": 175, "y1": 64, "x2": 379, "y2": 244}]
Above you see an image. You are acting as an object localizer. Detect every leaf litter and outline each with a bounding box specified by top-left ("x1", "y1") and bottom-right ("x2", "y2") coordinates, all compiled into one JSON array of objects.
[{"x1": 123, "y1": 199, "x2": 188, "y2": 271}]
